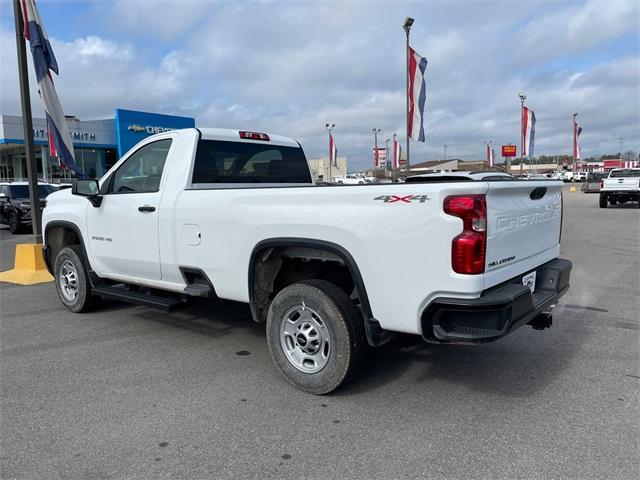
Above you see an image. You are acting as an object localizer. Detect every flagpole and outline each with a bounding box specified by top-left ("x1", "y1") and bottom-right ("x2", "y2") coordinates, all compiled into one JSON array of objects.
[
  {"x1": 520, "y1": 97, "x2": 524, "y2": 175},
  {"x1": 13, "y1": 0, "x2": 42, "y2": 241},
  {"x1": 403, "y1": 18, "x2": 414, "y2": 174}
]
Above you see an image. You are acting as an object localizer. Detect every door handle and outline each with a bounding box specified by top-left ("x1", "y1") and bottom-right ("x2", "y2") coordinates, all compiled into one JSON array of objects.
[{"x1": 138, "y1": 205, "x2": 156, "y2": 212}]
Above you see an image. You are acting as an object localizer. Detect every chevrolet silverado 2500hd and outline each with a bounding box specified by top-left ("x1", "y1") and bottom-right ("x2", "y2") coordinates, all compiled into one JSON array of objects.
[
  {"x1": 599, "y1": 168, "x2": 640, "y2": 208},
  {"x1": 42, "y1": 128, "x2": 572, "y2": 394}
]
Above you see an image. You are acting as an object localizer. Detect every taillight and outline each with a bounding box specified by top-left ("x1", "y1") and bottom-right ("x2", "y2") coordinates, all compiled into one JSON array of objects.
[
  {"x1": 600, "y1": 180, "x2": 604, "y2": 189},
  {"x1": 444, "y1": 194, "x2": 487, "y2": 274},
  {"x1": 239, "y1": 131, "x2": 270, "y2": 141}
]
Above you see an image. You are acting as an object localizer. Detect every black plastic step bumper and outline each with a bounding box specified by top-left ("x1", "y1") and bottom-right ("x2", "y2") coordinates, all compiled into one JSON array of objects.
[{"x1": 421, "y1": 258, "x2": 572, "y2": 344}]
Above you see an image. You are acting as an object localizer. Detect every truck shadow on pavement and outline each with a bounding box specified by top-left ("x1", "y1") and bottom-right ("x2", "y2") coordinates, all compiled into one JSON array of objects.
[{"x1": 112, "y1": 296, "x2": 593, "y2": 398}]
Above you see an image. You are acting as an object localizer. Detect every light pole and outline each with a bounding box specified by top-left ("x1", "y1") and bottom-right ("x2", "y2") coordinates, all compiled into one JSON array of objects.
[
  {"x1": 372, "y1": 128, "x2": 382, "y2": 171},
  {"x1": 325, "y1": 123, "x2": 335, "y2": 182},
  {"x1": 519, "y1": 92, "x2": 526, "y2": 176},
  {"x1": 385, "y1": 138, "x2": 390, "y2": 177},
  {"x1": 443, "y1": 144, "x2": 447, "y2": 161},
  {"x1": 618, "y1": 137, "x2": 624, "y2": 161},
  {"x1": 403, "y1": 17, "x2": 414, "y2": 173}
]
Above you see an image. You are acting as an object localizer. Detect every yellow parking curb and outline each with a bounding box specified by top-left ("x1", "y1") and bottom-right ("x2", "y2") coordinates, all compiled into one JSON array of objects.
[
  {"x1": 0, "y1": 244, "x2": 54, "y2": 285},
  {"x1": 569, "y1": 185, "x2": 577, "y2": 192}
]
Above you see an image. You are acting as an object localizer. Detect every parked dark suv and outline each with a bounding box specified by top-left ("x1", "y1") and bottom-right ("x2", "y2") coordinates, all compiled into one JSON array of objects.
[{"x1": 0, "y1": 183, "x2": 56, "y2": 234}]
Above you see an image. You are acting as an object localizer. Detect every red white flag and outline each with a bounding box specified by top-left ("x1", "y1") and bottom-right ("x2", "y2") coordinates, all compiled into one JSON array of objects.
[
  {"x1": 486, "y1": 144, "x2": 494, "y2": 167},
  {"x1": 393, "y1": 135, "x2": 401, "y2": 169},
  {"x1": 572, "y1": 113, "x2": 582, "y2": 172}
]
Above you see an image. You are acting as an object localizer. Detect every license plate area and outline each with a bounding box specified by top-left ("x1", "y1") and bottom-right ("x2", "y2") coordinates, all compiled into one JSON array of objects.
[{"x1": 522, "y1": 271, "x2": 537, "y2": 293}]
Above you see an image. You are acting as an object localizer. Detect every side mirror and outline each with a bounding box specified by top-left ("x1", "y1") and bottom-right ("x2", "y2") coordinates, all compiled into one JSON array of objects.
[{"x1": 72, "y1": 179, "x2": 102, "y2": 207}]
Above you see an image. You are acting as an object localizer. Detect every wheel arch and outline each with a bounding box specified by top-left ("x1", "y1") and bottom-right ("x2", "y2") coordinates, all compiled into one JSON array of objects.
[
  {"x1": 43, "y1": 221, "x2": 92, "y2": 276},
  {"x1": 248, "y1": 238, "x2": 392, "y2": 347}
]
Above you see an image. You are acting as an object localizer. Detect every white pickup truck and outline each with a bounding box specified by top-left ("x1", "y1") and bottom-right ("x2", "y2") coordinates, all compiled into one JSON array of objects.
[
  {"x1": 42, "y1": 128, "x2": 572, "y2": 394},
  {"x1": 599, "y1": 168, "x2": 640, "y2": 208}
]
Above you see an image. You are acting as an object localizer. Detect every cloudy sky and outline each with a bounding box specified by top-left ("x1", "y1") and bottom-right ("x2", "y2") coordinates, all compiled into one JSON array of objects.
[{"x1": 0, "y1": 0, "x2": 638, "y2": 169}]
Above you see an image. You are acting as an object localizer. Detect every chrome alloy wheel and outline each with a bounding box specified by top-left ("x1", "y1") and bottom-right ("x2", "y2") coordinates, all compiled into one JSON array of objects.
[
  {"x1": 59, "y1": 260, "x2": 79, "y2": 302},
  {"x1": 280, "y1": 304, "x2": 331, "y2": 373}
]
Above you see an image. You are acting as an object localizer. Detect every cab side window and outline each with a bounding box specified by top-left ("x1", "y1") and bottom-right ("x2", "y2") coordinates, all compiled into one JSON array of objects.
[{"x1": 111, "y1": 139, "x2": 172, "y2": 193}]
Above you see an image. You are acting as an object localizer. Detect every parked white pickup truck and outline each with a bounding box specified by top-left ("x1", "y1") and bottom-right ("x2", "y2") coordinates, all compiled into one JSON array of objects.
[
  {"x1": 599, "y1": 168, "x2": 640, "y2": 208},
  {"x1": 42, "y1": 128, "x2": 572, "y2": 393}
]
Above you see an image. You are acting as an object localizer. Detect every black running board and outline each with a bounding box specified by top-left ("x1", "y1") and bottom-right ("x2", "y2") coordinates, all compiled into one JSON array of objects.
[{"x1": 92, "y1": 286, "x2": 185, "y2": 311}]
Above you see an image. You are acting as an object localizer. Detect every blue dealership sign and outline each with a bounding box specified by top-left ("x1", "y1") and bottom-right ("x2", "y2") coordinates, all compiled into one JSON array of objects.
[{"x1": 115, "y1": 108, "x2": 195, "y2": 157}]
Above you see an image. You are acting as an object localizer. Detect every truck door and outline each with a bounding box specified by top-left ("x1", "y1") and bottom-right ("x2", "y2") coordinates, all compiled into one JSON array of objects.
[{"x1": 86, "y1": 138, "x2": 173, "y2": 280}]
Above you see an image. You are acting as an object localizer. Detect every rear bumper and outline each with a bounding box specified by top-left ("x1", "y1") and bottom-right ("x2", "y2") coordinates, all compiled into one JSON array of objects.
[
  {"x1": 601, "y1": 190, "x2": 639, "y2": 197},
  {"x1": 421, "y1": 258, "x2": 572, "y2": 344}
]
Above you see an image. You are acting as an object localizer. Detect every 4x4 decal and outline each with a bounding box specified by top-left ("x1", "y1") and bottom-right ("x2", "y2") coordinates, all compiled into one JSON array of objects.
[{"x1": 374, "y1": 195, "x2": 430, "y2": 203}]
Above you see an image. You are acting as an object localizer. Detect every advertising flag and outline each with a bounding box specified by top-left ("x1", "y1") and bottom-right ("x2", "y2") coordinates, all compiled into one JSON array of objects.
[
  {"x1": 522, "y1": 106, "x2": 536, "y2": 157},
  {"x1": 408, "y1": 47, "x2": 427, "y2": 142},
  {"x1": 329, "y1": 132, "x2": 338, "y2": 167},
  {"x1": 573, "y1": 114, "x2": 582, "y2": 172},
  {"x1": 20, "y1": 0, "x2": 83, "y2": 176},
  {"x1": 486, "y1": 144, "x2": 494, "y2": 167},
  {"x1": 393, "y1": 135, "x2": 401, "y2": 169}
]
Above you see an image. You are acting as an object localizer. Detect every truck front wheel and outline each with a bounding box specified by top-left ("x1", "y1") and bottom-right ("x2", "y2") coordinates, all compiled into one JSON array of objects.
[
  {"x1": 54, "y1": 245, "x2": 100, "y2": 313},
  {"x1": 599, "y1": 194, "x2": 607, "y2": 208},
  {"x1": 266, "y1": 279, "x2": 366, "y2": 394}
]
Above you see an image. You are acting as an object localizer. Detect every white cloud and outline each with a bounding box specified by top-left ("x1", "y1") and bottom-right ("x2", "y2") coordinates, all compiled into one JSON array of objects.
[{"x1": 1, "y1": 0, "x2": 638, "y2": 170}]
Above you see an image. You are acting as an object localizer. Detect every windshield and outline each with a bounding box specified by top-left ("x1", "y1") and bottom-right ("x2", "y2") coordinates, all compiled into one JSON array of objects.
[
  {"x1": 610, "y1": 169, "x2": 639, "y2": 178},
  {"x1": 8, "y1": 185, "x2": 55, "y2": 198}
]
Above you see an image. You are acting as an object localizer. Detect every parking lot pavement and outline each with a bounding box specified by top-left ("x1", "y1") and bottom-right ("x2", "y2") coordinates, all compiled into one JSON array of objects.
[{"x1": 1, "y1": 185, "x2": 638, "y2": 480}]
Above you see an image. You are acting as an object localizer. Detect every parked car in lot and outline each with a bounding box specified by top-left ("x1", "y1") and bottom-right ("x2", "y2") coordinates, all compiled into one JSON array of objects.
[
  {"x1": 599, "y1": 168, "x2": 640, "y2": 208},
  {"x1": 333, "y1": 173, "x2": 366, "y2": 185},
  {"x1": 581, "y1": 172, "x2": 605, "y2": 193},
  {"x1": 42, "y1": 128, "x2": 572, "y2": 394},
  {"x1": 574, "y1": 172, "x2": 588, "y2": 182},
  {"x1": 0, "y1": 182, "x2": 56, "y2": 234}
]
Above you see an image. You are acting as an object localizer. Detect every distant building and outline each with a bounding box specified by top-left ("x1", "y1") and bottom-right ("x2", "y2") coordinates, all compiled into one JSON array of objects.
[
  {"x1": 307, "y1": 156, "x2": 348, "y2": 181},
  {"x1": 0, "y1": 109, "x2": 194, "y2": 182}
]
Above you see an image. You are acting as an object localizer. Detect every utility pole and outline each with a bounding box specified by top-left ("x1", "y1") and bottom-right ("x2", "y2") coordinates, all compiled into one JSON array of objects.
[
  {"x1": 13, "y1": 0, "x2": 42, "y2": 241},
  {"x1": 325, "y1": 123, "x2": 335, "y2": 182},
  {"x1": 618, "y1": 137, "x2": 624, "y2": 161},
  {"x1": 403, "y1": 17, "x2": 414, "y2": 174},
  {"x1": 385, "y1": 138, "x2": 390, "y2": 178},
  {"x1": 443, "y1": 144, "x2": 447, "y2": 161}
]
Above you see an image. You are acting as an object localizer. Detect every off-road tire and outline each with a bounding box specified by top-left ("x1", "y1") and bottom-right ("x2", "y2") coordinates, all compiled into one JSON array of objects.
[
  {"x1": 266, "y1": 279, "x2": 367, "y2": 394},
  {"x1": 599, "y1": 194, "x2": 607, "y2": 208},
  {"x1": 8, "y1": 211, "x2": 22, "y2": 234},
  {"x1": 54, "y1": 245, "x2": 100, "y2": 313}
]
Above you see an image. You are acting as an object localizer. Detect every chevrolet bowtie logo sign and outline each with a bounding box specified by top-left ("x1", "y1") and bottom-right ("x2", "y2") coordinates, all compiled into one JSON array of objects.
[{"x1": 127, "y1": 124, "x2": 175, "y2": 134}]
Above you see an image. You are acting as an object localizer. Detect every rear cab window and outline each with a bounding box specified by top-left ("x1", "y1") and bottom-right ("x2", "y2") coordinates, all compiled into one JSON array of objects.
[
  {"x1": 610, "y1": 169, "x2": 638, "y2": 178},
  {"x1": 191, "y1": 140, "x2": 312, "y2": 186}
]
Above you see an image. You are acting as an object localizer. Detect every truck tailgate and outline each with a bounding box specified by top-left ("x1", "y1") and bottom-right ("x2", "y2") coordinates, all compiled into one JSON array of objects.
[
  {"x1": 603, "y1": 177, "x2": 639, "y2": 191},
  {"x1": 484, "y1": 181, "x2": 563, "y2": 289}
]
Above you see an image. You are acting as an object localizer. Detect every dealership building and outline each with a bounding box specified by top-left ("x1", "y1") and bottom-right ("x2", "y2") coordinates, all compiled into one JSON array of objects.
[{"x1": 0, "y1": 109, "x2": 195, "y2": 182}]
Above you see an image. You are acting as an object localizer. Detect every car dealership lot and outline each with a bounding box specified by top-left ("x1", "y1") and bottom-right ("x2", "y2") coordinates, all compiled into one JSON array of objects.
[{"x1": 1, "y1": 186, "x2": 638, "y2": 480}]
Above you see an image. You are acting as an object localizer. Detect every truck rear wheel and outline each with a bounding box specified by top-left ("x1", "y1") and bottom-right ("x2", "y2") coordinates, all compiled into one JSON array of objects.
[
  {"x1": 266, "y1": 279, "x2": 366, "y2": 394},
  {"x1": 599, "y1": 194, "x2": 607, "y2": 208},
  {"x1": 54, "y1": 245, "x2": 100, "y2": 313}
]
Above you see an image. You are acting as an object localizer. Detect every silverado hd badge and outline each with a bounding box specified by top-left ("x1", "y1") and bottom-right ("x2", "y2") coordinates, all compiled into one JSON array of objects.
[{"x1": 374, "y1": 195, "x2": 430, "y2": 203}]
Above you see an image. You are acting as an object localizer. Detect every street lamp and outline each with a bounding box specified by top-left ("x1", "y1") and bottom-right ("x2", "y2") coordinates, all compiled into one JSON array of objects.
[
  {"x1": 372, "y1": 128, "x2": 382, "y2": 170},
  {"x1": 518, "y1": 92, "x2": 526, "y2": 176},
  {"x1": 403, "y1": 17, "x2": 414, "y2": 172},
  {"x1": 326, "y1": 123, "x2": 335, "y2": 182},
  {"x1": 443, "y1": 144, "x2": 447, "y2": 161}
]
